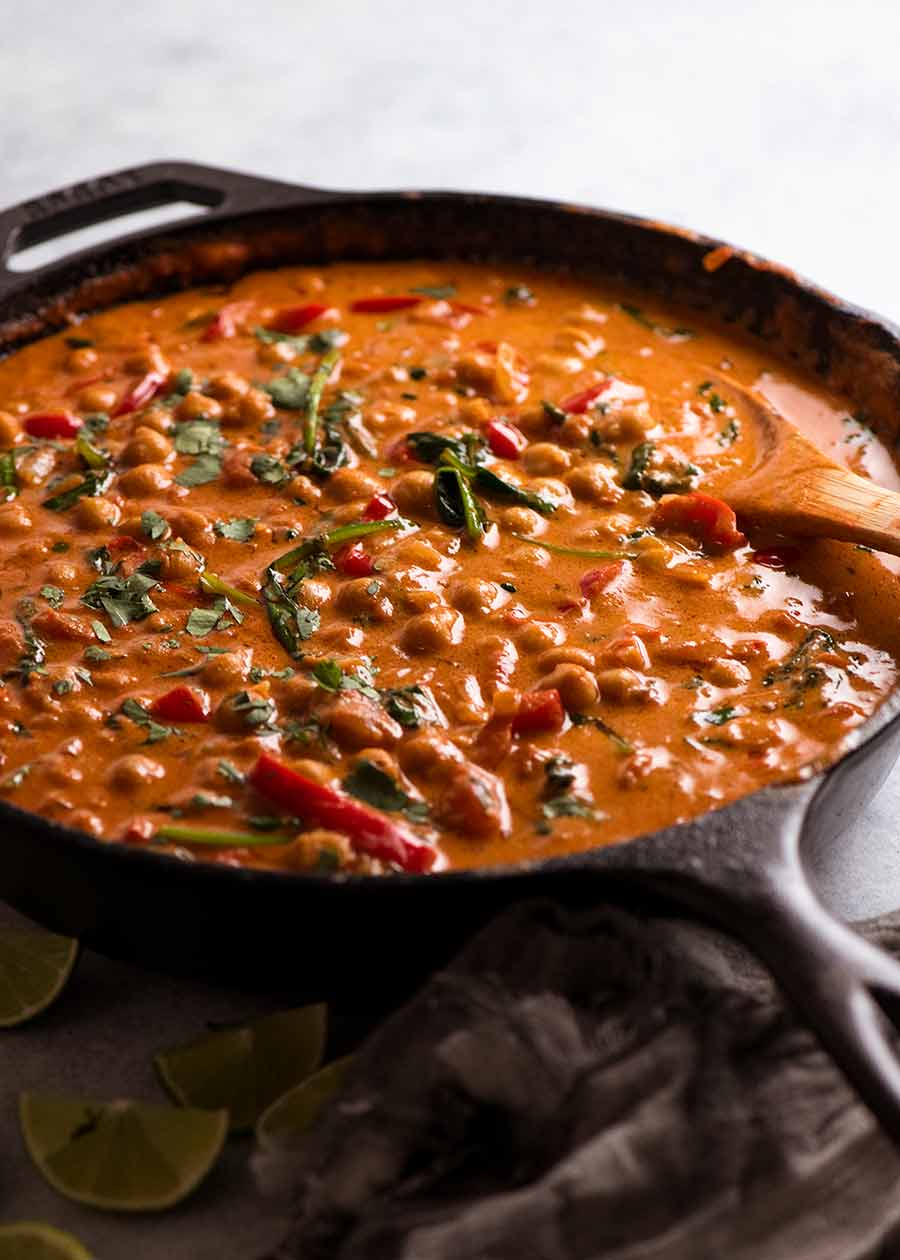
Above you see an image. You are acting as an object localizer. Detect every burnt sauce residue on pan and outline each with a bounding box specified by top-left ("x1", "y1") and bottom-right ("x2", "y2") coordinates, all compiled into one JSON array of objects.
[{"x1": 0, "y1": 261, "x2": 897, "y2": 874}]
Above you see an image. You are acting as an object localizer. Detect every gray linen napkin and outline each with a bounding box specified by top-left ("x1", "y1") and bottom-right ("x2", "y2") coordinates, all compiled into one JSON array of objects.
[{"x1": 261, "y1": 901, "x2": 900, "y2": 1260}]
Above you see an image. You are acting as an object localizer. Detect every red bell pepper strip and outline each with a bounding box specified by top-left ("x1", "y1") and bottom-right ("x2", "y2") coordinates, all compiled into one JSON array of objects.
[
  {"x1": 560, "y1": 380, "x2": 611, "y2": 414},
  {"x1": 350, "y1": 295, "x2": 422, "y2": 314},
  {"x1": 250, "y1": 752, "x2": 436, "y2": 872},
  {"x1": 485, "y1": 418, "x2": 527, "y2": 459},
  {"x1": 511, "y1": 689, "x2": 566, "y2": 736},
  {"x1": 362, "y1": 492, "x2": 396, "y2": 521},
  {"x1": 269, "y1": 303, "x2": 330, "y2": 333},
  {"x1": 23, "y1": 411, "x2": 82, "y2": 439},
  {"x1": 150, "y1": 685, "x2": 209, "y2": 725},
  {"x1": 201, "y1": 301, "x2": 252, "y2": 342},
  {"x1": 334, "y1": 541, "x2": 375, "y2": 577},
  {"x1": 650, "y1": 492, "x2": 746, "y2": 551},
  {"x1": 580, "y1": 560, "x2": 625, "y2": 599},
  {"x1": 150, "y1": 686, "x2": 210, "y2": 723},
  {"x1": 113, "y1": 370, "x2": 167, "y2": 417}
]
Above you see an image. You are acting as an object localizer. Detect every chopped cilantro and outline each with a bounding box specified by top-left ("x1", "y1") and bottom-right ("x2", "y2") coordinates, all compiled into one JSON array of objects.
[
  {"x1": 141, "y1": 509, "x2": 169, "y2": 541},
  {"x1": 343, "y1": 758, "x2": 429, "y2": 822},
  {"x1": 120, "y1": 697, "x2": 181, "y2": 744},
  {"x1": 39, "y1": 585, "x2": 64, "y2": 609},
  {"x1": 214, "y1": 517, "x2": 257, "y2": 542},
  {"x1": 81, "y1": 572, "x2": 159, "y2": 627}
]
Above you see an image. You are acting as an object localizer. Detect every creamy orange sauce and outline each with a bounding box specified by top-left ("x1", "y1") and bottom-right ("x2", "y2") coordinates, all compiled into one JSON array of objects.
[{"x1": 0, "y1": 261, "x2": 897, "y2": 873}]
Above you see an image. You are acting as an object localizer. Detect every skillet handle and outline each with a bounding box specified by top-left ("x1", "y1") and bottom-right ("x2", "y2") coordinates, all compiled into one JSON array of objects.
[
  {"x1": 740, "y1": 861, "x2": 900, "y2": 1146},
  {"x1": 0, "y1": 160, "x2": 336, "y2": 297}
]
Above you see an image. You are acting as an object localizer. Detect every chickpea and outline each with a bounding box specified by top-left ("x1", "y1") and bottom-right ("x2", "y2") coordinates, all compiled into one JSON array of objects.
[
  {"x1": 523, "y1": 442, "x2": 571, "y2": 476},
  {"x1": 44, "y1": 559, "x2": 78, "y2": 585},
  {"x1": 533, "y1": 352, "x2": 583, "y2": 375},
  {"x1": 0, "y1": 410, "x2": 20, "y2": 446},
  {"x1": 397, "y1": 731, "x2": 462, "y2": 778},
  {"x1": 169, "y1": 507, "x2": 213, "y2": 547},
  {"x1": 107, "y1": 754, "x2": 166, "y2": 791},
  {"x1": 293, "y1": 579, "x2": 329, "y2": 612},
  {"x1": 557, "y1": 414, "x2": 593, "y2": 447},
  {"x1": 324, "y1": 694, "x2": 403, "y2": 750},
  {"x1": 124, "y1": 345, "x2": 168, "y2": 375},
  {"x1": 498, "y1": 505, "x2": 545, "y2": 536},
  {"x1": 257, "y1": 340, "x2": 297, "y2": 366},
  {"x1": 91, "y1": 667, "x2": 138, "y2": 693},
  {"x1": 537, "y1": 646, "x2": 596, "y2": 672},
  {"x1": 336, "y1": 578, "x2": 393, "y2": 621},
  {"x1": 0, "y1": 500, "x2": 33, "y2": 534},
  {"x1": 327, "y1": 467, "x2": 381, "y2": 504},
  {"x1": 287, "y1": 474, "x2": 321, "y2": 506},
  {"x1": 391, "y1": 470, "x2": 436, "y2": 516},
  {"x1": 657, "y1": 638, "x2": 726, "y2": 666},
  {"x1": 394, "y1": 539, "x2": 444, "y2": 570},
  {"x1": 449, "y1": 578, "x2": 505, "y2": 616},
  {"x1": 40, "y1": 753, "x2": 84, "y2": 788},
  {"x1": 117, "y1": 463, "x2": 173, "y2": 496},
  {"x1": 317, "y1": 623, "x2": 365, "y2": 651},
  {"x1": 78, "y1": 385, "x2": 117, "y2": 413},
  {"x1": 517, "y1": 620, "x2": 566, "y2": 652},
  {"x1": 400, "y1": 607, "x2": 464, "y2": 654},
  {"x1": 596, "y1": 668, "x2": 662, "y2": 705},
  {"x1": 555, "y1": 325, "x2": 605, "y2": 358},
  {"x1": 68, "y1": 811, "x2": 104, "y2": 837},
  {"x1": 535, "y1": 663, "x2": 598, "y2": 711},
  {"x1": 176, "y1": 391, "x2": 223, "y2": 421},
  {"x1": 138, "y1": 408, "x2": 174, "y2": 436},
  {"x1": 363, "y1": 401, "x2": 417, "y2": 432},
  {"x1": 121, "y1": 425, "x2": 174, "y2": 466},
  {"x1": 237, "y1": 387, "x2": 276, "y2": 426},
  {"x1": 200, "y1": 648, "x2": 252, "y2": 689},
  {"x1": 206, "y1": 372, "x2": 249, "y2": 403},
  {"x1": 400, "y1": 585, "x2": 444, "y2": 613},
  {"x1": 273, "y1": 675, "x2": 317, "y2": 714},
  {"x1": 281, "y1": 829, "x2": 353, "y2": 872},
  {"x1": 66, "y1": 346, "x2": 98, "y2": 371},
  {"x1": 160, "y1": 545, "x2": 202, "y2": 582},
  {"x1": 75, "y1": 496, "x2": 120, "y2": 530},
  {"x1": 565, "y1": 462, "x2": 623, "y2": 504},
  {"x1": 598, "y1": 634, "x2": 651, "y2": 671},
  {"x1": 288, "y1": 759, "x2": 334, "y2": 785},
  {"x1": 707, "y1": 658, "x2": 751, "y2": 688},
  {"x1": 459, "y1": 397, "x2": 493, "y2": 424}
]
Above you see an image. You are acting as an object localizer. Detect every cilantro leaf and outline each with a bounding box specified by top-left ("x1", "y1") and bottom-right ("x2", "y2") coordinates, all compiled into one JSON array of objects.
[
  {"x1": 342, "y1": 759, "x2": 429, "y2": 822},
  {"x1": 214, "y1": 517, "x2": 257, "y2": 542}
]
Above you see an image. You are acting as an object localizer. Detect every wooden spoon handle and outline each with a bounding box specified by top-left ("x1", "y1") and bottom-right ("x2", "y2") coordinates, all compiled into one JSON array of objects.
[{"x1": 731, "y1": 463, "x2": 900, "y2": 557}]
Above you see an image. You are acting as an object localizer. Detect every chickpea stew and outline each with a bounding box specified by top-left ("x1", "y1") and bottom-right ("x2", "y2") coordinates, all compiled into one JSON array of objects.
[{"x1": 0, "y1": 261, "x2": 898, "y2": 874}]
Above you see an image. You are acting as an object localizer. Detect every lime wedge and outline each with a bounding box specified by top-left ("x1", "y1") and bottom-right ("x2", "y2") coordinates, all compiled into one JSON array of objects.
[
  {"x1": 19, "y1": 1093, "x2": 228, "y2": 1212},
  {"x1": 0, "y1": 1223, "x2": 94, "y2": 1260},
  {"x1": 154, "y1": 1003, "x2": 327, "y2": 1133},
  {"x1": 0, "y1": 928, "x2": 79, "y2": 1028},
  {"x1": 256, "y1": 1054, "x2": 353, "y2": 1148}
]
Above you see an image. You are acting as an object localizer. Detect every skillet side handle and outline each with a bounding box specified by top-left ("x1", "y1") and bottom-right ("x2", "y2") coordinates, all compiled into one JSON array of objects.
[
  {"x1": 0, "y1": 160, "x2": 337, "y2": 300},
  {"x1": 745, "y1": 865, "x2": 900, "y2": 1148}
]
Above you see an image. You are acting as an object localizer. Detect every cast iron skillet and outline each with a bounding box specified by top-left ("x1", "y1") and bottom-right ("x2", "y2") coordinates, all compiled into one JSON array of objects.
[{"x1": 4, "y1": 161, "x2": 900, "y2": 1140}]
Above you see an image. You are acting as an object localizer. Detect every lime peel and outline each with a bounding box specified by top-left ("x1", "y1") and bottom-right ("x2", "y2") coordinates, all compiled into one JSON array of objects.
[
  {"x1": 257, "y1": 1054, "x2": 354, "y2": 1148},
  {"x1": 154, "y1": 1003, "x2": 327, "y2": 1133},
  {"x1": 0, "y1": 1222, "x2": 95, "y2": 1260},
  {"x1": 19, "y1": 1092, "x2": 228, "y2": 1212},
  {"x1": 0, "y1": 928, "x2": 79, "y2": 1029}
]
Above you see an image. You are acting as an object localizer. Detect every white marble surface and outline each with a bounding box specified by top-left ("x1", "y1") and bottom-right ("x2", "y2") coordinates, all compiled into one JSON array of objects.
[{"x1": 4, "y1": 1, "x2": 900, "y2": 1251}]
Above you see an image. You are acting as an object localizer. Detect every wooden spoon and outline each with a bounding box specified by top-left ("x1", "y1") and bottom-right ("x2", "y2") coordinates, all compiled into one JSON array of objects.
[{"x1": 711, "y1": 375, "x2": 900, "y2": 558}]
